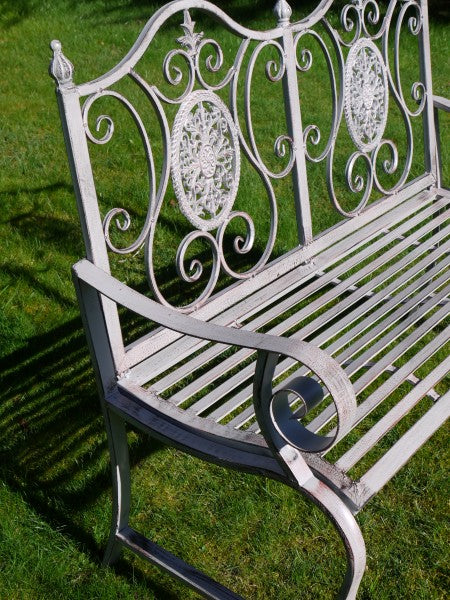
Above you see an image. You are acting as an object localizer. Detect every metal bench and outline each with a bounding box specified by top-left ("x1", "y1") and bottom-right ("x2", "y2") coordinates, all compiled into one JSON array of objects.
[{"x1": 50, "y1": 0, "x2": 449, "y2": 597}]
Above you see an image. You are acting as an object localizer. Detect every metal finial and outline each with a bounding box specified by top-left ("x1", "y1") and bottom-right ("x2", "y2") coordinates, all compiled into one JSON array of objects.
[
  {"x1": 274, "y1": 0, "x2": 292, "y2": 25},
  {"x1": 177, "y1": 10, "x2": 204, "y2": 56},
  {"x1": 49, "y1": 39, "x2": 74, "y2": 87}
]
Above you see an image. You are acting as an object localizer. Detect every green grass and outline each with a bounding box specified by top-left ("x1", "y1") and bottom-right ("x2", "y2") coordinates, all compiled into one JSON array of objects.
[{"x1": 0, "y1": 0, "x2": 449, "y2": 598}]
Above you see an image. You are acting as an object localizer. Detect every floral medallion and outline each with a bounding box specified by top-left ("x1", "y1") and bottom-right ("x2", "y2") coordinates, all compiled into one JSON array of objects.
[
  {"x1": 344, "y1": 38, "x2": 388, "y2": 153},
  {"x1": 171, "y1": 90, "x2": 240, "y2": 231}
]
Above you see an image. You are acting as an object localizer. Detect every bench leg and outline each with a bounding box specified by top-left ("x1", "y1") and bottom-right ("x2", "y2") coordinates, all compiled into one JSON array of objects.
[
  {"x1": 300, "y1": 475, "x2": 366, "y2": 600},
  {"x1": 102, "y1": 408, "x2": 131, "y2": 566},
  {"x1": 254, "y1": 352, "x2": 366, "y2": 597},
  {"x1": 275, "y1": 446, "x2": 365, "y2": 598}
]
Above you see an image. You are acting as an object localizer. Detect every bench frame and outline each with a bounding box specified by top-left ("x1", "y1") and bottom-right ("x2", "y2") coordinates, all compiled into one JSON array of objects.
[{"x1": 50, "y1": 1, "x2": 449, "y2": 597}]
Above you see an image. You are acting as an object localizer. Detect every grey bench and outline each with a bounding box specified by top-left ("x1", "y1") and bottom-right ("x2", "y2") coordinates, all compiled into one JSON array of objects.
[{"x1": 50, "y1": 0, "x2": 449, "y2": 597}]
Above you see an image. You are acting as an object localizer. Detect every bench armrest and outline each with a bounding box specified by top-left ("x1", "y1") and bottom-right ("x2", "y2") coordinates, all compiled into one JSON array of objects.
[
  {"x1": 73, "y1": 258, "x2": 356, "y2": 456},
  {"x1": 433, "y1": 95, "x2": 450, "y2": 112}
]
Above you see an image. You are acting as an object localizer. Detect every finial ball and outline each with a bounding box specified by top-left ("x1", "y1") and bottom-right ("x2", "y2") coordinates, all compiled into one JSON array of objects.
[
  {"x1": 274, "y1": 0, "x2": 293, "y2": 24},
  {"x1": 50, "y1": 39, "x2": 62, "y2": 52},
  {"x1": 49, "y1": 39, "x2": 74, "y2": 86}
]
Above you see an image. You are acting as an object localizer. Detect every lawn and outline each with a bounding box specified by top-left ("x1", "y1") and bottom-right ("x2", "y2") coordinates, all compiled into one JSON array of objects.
[{"x1": 0, "y1": 0, "x2": 448, "y2": 598}]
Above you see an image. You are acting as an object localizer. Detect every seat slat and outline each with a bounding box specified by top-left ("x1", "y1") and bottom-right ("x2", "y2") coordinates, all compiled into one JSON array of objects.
[
  {"x1": 357, "y1": 390, "x2": 450, "y2": 503},
  {"x1": 207, "y1": 250, "x2": 449, "y2": 426},
  {"x1": 151, "y1": 197, "x2": 448, "y2": 393},
  {"x1": 169, "y1": 211, "x2": 450, "y2": 411},
  {"x1": 336, "y1": 357, "x2": 450, "y2": 471},
  {"x1": 129, "y1": 191, "x2": 445, "y2": 384},
  {"x1": 184, "y1": 229, "x2": 449, "y2": 418},
  {"x1": 248, "y1": 285, "x2": 449, "y2": 435},
  {"x1": 351, "y1": 302, "x2": 449, "y2": 396},
  {"x1": 222, "y1": 269, "x2": 449, "y2": 427},
  {"x1": 318, "y1": 323, "x2": 450, "y2": 441}
]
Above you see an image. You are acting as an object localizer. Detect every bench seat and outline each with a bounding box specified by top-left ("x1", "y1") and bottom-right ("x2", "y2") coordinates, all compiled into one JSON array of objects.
[{"x1": 104, "y1": 185, "x2": 450, "y2": 512}]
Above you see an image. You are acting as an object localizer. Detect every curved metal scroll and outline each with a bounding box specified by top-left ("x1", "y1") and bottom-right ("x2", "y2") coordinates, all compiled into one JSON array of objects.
[
  {"x1": 78, "y1": 5, "x2": 297, "y2": 312},
  {"x1": 295, "y1": 0, "x2": 427, "y2": 217},
  {"x1": 253, "y1": 349, "x2": 365, "y2": 599}
]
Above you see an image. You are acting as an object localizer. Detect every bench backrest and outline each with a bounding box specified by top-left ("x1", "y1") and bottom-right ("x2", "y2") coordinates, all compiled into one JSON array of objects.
[{"x1": 50, "y1": 0, "x2": 438, "y2": 373}]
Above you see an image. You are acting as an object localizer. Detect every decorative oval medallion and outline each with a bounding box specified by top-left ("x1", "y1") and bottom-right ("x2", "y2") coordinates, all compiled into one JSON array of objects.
[
  {"x1": 171, "y1": 90, "x2": 240, "y2": 231},
  {"x1": 344, "y1": 38, "x2": 389, "y2": 153}
]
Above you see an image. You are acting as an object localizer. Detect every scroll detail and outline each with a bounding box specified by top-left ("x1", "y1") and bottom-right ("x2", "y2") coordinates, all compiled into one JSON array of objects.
[
  {"x1": 171, "y1": 90, "x2": 241, "y2": 232},
  {"x1": 344, "y1": 38, "x2": 388, "y2": 153}
]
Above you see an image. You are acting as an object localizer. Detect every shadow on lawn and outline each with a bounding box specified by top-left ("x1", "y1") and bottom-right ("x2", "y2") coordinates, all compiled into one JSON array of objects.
[
  {"x1": 1, "y1": 0, "x2": 448, "y2": 29},
  {"x1": 0, "y1": 0, "x2": 316, "y2": 28},
  {"x1": 0, "y1": 317, "x2": 180, "y2": 599}
]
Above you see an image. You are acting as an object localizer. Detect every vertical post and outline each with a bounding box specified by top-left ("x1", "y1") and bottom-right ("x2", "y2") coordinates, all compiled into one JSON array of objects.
[
  {"x1": 50, "y1": 41, "x2": 127, "y2": 375},
  {"x1": 417, "y1": 0, "x2": 439, "y2": 182},
  {"x1": 50, "y1": 40, "x2": 110, "y2": 271},
  {"x1": 73, "y1": 278, "x2": 130, "y2": 566},
  {"x1": 433, "y1": 103, "x2": 442, "y2": 188},
  {"x1": 274, "y1": 1, "x2": 313, "y2": 245}
]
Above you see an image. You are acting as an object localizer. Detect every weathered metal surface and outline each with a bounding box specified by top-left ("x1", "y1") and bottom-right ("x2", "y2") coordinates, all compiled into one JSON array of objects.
[
  {"x1": 129, "y1": 187, "x2": 440, "y2": 379},
  {"x1": 231, "y1": 261, "x2": 448, "y2": 430},
  {"x1": 336, "y1": 359, "x2": 450, "y2": 471},
  {"x1": 51, "y1": 0, "x2": 440, "y2": 312},
  {"x1": 359, "y1": 390, "x2": 450, "y2": 502},
  {"x1": 162, "y1": 205, "x2": 449, "y2": 413},
  {"x1": 51, "y1": 0, "x2": 448, "y2": 597}
]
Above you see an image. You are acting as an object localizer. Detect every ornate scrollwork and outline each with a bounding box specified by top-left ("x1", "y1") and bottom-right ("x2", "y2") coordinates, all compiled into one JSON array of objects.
[
  {"x1": 296, "y1": 26, "x2": 342, "y2": 164},
  {"x1": 174, "y1": 230, "x2": 221, "y2": 309},
  {"x1": 244, "y1": 40, "x2": 295, "y2": 179},
  {"x1": 317, "y1": 0, "x2": 429, "y2": 215},
  {"x1": 171, "y1": 90, "x2": 240, "y2": 232},
  {"x1": 157, "y1": 10, "x2": 234, "y2": 102},
  {"x1": 82, "y1": 90, "x2": 157, "y2": 255},
  {"x1": 338, "y1": 0, "x2": 388, "y2": 45},
  {"x1": 394, "y1": 1, "x2": 425, "y2": 117},
  {"x1": 216, "y1": 211, "x2": 256, "y2": 278},
  {"x1": 72, "y1": 0, "x2": 432, "y2": 310},
  {"x1": 344, "y1": 38, "x2": 389, "y2": 153},
  {"x1": 176, "y1": 10, "x2": 203, "y2": 56}
]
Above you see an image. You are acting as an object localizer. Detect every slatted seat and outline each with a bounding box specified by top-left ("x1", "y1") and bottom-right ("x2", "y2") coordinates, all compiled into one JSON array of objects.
[
  {"x1": 51, "y1": 0, "x2": 449, "y2": 597},
  {"x1": 118, "y1": 186, "x2": 449, "y2": 510}
]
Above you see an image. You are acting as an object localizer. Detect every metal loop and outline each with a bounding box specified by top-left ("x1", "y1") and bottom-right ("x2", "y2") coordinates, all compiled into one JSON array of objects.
[{"x1": 270, "y1": 376, "x2": 332, "y2": 453}]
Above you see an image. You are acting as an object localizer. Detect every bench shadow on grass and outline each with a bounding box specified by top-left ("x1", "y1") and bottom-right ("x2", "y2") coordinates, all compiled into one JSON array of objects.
[
  {"x1": 1, "y1": 184, "x2": 264, "y2": 597},
  {"x1": 1, "y1": 177, "x2": 278, "y2": 596},
  {"x1": 0, "y1": 314, "x2": 181, "y2": 599}
]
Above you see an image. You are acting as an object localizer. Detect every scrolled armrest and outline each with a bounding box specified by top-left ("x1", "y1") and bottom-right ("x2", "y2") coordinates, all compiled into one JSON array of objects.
[{"x1": 73, "y1": 259, "x2": 356, "y2": 454}]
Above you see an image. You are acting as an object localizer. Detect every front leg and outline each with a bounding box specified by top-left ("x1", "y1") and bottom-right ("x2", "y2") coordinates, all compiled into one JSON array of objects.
[
  {"x1": 253, "y1": 350, "x2": 366, "y2": 600},
  {"x1": 102, "y1": 408, "x2": 131, "y2": 566}
]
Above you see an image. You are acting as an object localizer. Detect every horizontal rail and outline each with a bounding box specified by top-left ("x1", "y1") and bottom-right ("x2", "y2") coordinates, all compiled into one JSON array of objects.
[
  {"x1": 116, "y1": 526, "x2": 243, "y2": 600},
  {"x1": 433, "y1": 95, "x2": 450, "y2": 112}
]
